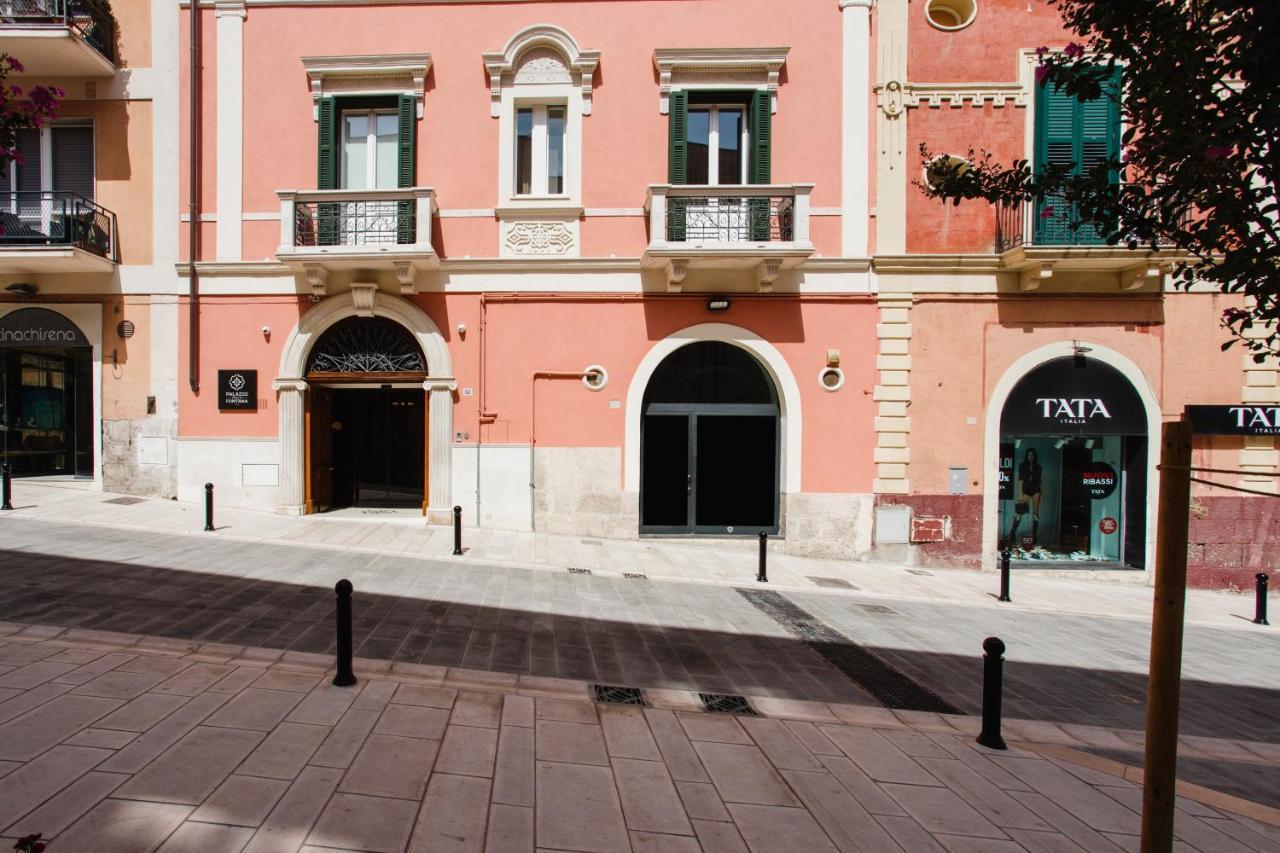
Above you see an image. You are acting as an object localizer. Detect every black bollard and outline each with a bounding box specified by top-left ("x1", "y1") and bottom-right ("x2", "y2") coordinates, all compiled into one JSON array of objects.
[
  {"x1": 203, "y1": 482, "x2": 214, "y2": 531},
  {"x1": 1, "y1": 463, "x2": 11, "y2": 511},
  {"x1": 998, "y1": 548, "x2": 1012, "y2": 602},
  {"x1": 333, "y1": 579, "x2": 357, "y2": 687},
  {"x1": 976, "y1": 636, "x2": 1008, "y2": 750},
  {"x1": 1255, "y1": 573, "x2": 1270, "y2": 626},
  {"x1": 452, "y1": 505, "x2": 463, "y2": 555},
  {"x1": 757, "y1": 531, "x2": 768, "y2": 583}
]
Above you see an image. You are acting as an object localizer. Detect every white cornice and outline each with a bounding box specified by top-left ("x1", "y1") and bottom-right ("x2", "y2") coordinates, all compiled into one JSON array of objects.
[
  {"x1": 877, "y1": 81, "x2": 1027, "y2": 109},
  {"x1": 301, "y1": 53, "x2": 432, "y2": 118},
  {"x1": 838, "y1": 0, "x2": 874, "y2": 7},
  {"x1": 653, "y1": 46, "x2": 789, "y2": 114}
]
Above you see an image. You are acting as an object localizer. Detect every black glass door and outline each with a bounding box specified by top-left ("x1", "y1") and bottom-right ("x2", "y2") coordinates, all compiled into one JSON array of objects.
[
  {"x1": 0, "y1": 346, "x2": 93, "y2": 478},
  {"x1": 338, "y1": 387, "x2": 424, "y2": 508},
  {"x1": 641, "y1": 413, "x2": 690, "y2": 528},
  {"x1": 694, "y1": 413, "x2": 777, "y2": 529}
]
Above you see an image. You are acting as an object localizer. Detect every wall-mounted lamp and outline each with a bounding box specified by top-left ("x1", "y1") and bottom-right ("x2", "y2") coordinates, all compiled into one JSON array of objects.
[
  {"x1": 5, "y1": 282, "x2": 37, "y2": 298},
  {"x1": 826, "y1": 349, "x2": 841, "y2": 367},
  {"x1": 457, "y1": 323, "x2": 466, "y2": 339},
  {"x1": 706, "y1": 297, "x2": 731, "y2": 312}
]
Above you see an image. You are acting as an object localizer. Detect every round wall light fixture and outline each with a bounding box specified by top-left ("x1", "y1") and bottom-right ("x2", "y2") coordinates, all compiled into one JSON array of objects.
[
  {"x1": 582, "y1": 364, "x2": 609, "y2": 391},
  {"x1": 818, "y1": 367, "x2": 845, "y2": 392}
]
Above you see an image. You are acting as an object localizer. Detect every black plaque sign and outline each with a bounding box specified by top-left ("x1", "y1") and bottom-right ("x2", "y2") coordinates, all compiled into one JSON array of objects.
[
  {"x1": 1001, "y1": 357, "x2": 1147, "y2": 436},
  {"x1": 1081, "y1": 461, "x2": 1119, "y2": 500},
  {"x1": 1186, "y1": 405, "x2": 1280, "y2": 436},
  {"x1": 998, "y1": 442, "x2": 1015, "y2": 500},
  {"x1": 218, "y1": 369, "x2": 258, "y2": 410},
  {"x1": 0, "y1": 307, "x2": 90, "y2": 348}
]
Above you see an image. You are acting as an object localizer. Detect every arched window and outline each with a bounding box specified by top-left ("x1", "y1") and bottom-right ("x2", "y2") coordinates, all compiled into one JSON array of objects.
[{"x1": 306, "y1": 317, "x2": 426, "y2": 375}]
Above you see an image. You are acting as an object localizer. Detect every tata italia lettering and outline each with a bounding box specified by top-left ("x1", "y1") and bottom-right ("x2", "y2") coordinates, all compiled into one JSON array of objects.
[
  {"x1": 1186, "y1": 405, "x2": 1280, "y2": 436},
  {"x1": 1035, "y1": 398, "x2": 1112, "y2": 424}
]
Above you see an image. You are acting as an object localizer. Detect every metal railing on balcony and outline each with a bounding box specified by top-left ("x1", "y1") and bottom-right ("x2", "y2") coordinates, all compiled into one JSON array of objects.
[
  {"x1": 0, "y1": 0, "x2": 116, "y2": 63},
  {"x1": 646, "y1": 184, "x2": 814, "y2": 250},
  {"x1": 0, "y1": 191, "x2": 117, "y2": 260},
  {"x1": 277, "y1": 188, "x2": 436, "y2": 260},
  {"x1": 996, "y1": 188, "x2": 1188, "y2": 253}
]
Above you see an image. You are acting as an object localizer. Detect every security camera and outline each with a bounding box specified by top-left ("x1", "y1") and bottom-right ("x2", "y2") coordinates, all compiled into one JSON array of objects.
[{"x1": 261, "y1": 325, "x2": 271, "y2": 336}]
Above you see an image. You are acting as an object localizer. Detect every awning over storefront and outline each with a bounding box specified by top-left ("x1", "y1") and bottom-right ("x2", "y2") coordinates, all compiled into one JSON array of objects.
[
  {"x1": 1001, "y1": 356, "x2": 1146, "y2": 436},
  {"x1": 0, "y1": 307, "x2": 90, "y2": 349}
]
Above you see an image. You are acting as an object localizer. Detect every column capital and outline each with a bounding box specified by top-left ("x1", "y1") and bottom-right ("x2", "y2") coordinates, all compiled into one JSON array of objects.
[
  {"x1": 214, "y1": 0, "x2": 246, "y2": 18},
  {"x1": 839, "y1": 0, "x2": 874, "y2": 9},
  {"x1": 273, "y1": 378, "x2": 308, "y2": 394},
  {"x1": 423, "y1": 378, "x2": 458, "y2": 393}
]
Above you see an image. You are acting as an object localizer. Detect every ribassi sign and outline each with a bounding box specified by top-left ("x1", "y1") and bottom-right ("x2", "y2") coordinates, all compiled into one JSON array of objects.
[
  {"x1": 1001, "y1": 356, "x2": 1146, "y2": 436},
  {"x1": 218, "y1": 369, "x2": 258, "y2": 411},
  {"x1": 1186, "y1": 405, "x2": 1280, "y2": 435},
  {"x1": 0, "y1": 307, "x2": 90, "y2": 349}
]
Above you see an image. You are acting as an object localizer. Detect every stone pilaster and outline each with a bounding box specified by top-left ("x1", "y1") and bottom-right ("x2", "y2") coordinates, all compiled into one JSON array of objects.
[
  {"x1": 874, "y1": 293, "x2": 912, "y2": 493},
  {"x1": 425, "y1": 379, "x2": 457, "y2": 523},
  {"x1": 274, "y1": 379, "x2": 307, "y2": 515},
  {"x1": 1239, "y1": 320, "x2": 1279, "y2": 488}
]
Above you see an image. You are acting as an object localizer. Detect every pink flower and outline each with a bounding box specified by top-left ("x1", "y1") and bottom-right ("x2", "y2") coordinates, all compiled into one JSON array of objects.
[
  {"x1": 1034, "y1": 65, "x2": 1051, "y2": 85},
  {"x1": 1035, "y1": 46, "x2": 1049, "y2": 57},
  {"x1": 1064, "y1": 42, "x2": 1085, "y2": 58},
  {"x1": 6, "y1": 56, "x2": 24, "y2": 74},
  {"x1": 1205, "y1": 145, "x2": 1232, "y2": 160},
  {"x1": 1039, "y1": 205, "x2": 1056, "y2": 219}
]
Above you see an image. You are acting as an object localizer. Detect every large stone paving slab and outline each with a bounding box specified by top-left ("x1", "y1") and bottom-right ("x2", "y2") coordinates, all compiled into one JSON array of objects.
[{"x1": 0, "y1": 627, "x2": 1276, "y2": 852}]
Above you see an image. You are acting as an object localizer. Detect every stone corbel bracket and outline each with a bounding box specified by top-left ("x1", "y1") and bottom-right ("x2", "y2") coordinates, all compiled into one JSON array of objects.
[
  {"x1": 654, "y1": 46, "x2": 789, "y2": 114},
  {"x1": 303, "y1": 263, "x2": 329, "y2": 299},
  {"x1": 302, "y1": 53, "x2": 432, "y2": 120},
  {"x1": 875, "y1": 81, "x2": 1027, "y2": 110},
  {"x1": 757, "y1": 259, "x2": 783, "y2": 293},
  {"x1": 666, "y1": 259, "x2": 689, "y2": 293},
  {"x1": 482, "y1": 24, "x2": 601, "y2": 117}
]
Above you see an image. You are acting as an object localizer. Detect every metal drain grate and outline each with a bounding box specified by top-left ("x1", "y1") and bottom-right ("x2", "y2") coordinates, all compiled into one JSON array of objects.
[
  {"x1": 736, "y1": 588, "x2": 960, "y2": 715},
  {"x1": 593, "y1": 684, "x2": 645, "y2": 705},
  {"x1": 699, "y1": 693, "x2": 757, "y2": 715},
  {"x1": 906, "y1": 569, "x2": 933, "y2": 577},
  {"x1": 857, "y1": 603, "x2": 900, "y2": 615},
  {"x1": 103, "y1": 496, "x2": 145, "y2": 505},
  {"x1": 623, "y1": 572, "x2": 648, "y2": 580},
  {"x1": 567, "y1": 567, "x2": 593, "y2": 575},
  {"x1": 808, "y1": 576, "x2": 858, "y2": 590}
]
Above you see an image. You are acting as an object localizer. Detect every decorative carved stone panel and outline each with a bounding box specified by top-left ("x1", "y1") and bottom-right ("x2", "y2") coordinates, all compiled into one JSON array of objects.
[
  {"x1": 504, "y1": 221, "x2": 575, "y2": 256},
  {"x1": 515, "y1": 48, "x2": 572, "y2": 84}
]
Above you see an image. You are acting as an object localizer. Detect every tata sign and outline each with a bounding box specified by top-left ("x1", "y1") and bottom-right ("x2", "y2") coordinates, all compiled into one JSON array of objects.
[
  {"x1": 218, "y1": 369, "x2": 258, "y2": 411},
  {"x1": 1187, "y1": 405, "x2": 1280, "y2": 436},
  {"x1": 0, "y1": 307, "x2": 90, "y2": 348},
  {"x1": 1001, "y1": 357, "x2": 1146, "y2": 436}
]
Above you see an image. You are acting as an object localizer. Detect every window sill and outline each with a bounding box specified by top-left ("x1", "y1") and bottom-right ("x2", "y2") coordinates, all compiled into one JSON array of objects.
[{"x1": 495, "y1": 201, "x2": 584, "y2": 220}]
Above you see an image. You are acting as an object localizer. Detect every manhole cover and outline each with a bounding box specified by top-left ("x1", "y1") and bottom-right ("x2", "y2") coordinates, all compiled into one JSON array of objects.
[
  {"x1": 104, "y1": 496, "x2": 145, "y2": 505},
  {"x1": 857, "y1": 603, "x2": 900, "y2": 615},
  {"x1": 699, "y1": 693, "x2": 757, "y2": 716},
  {"x1": 623, "y1": 572, "x2": 648, "y2": 579},
  {"x1": 592, "y1": 684, "x2": 644, "y2": 705},
  {"x1": 567, "y1": 567, "x2": 592, "y2": 575},
  {"x1": 808, "y1": 576, "x2": 857, "y2": 590}
]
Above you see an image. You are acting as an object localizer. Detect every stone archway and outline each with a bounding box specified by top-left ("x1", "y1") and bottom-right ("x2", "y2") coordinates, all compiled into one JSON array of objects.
[{"x1": 274, "y1": 291, "x2": 454, "y2": 521}]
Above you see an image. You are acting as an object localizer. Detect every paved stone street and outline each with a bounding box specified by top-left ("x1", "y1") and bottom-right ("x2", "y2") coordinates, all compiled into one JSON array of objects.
[{"x1": 1, "y1": 624, "x2": 1278, "y2": 853}]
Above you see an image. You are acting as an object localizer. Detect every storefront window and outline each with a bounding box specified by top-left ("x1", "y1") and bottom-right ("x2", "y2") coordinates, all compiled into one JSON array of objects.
[{"x1": 998, "y1": 357, "x2": 1147, "y2": 567}]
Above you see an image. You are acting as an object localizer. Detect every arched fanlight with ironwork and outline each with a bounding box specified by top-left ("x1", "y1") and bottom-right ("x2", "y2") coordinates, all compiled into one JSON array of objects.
[{"x1": 306, "y1": 317, "x2": 427, "y2": 375}]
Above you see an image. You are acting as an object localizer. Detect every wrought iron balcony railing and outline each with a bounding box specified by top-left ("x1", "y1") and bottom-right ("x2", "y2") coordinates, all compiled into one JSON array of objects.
[
  {"x1": 0, "y1": 191, "x2": 117, "y2": 261},
  {"x1": 646, "y1": 184, "x2": 814, "y2": 249},
  {"x1": 276, "y1": 188, "x2": 437, "y2": 266},
  {"x1": 996, "y1": 189, "x2": 1189, "y2": 253},
  {"x1": 0, "y1": 0, "x2": 116, "y2": 63}
]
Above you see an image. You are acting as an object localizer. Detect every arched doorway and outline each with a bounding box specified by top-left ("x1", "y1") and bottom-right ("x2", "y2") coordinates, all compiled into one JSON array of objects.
[
  {"x1": 0, "y1": 308, "x2": 94, "y2": 478},
  {"x1": 305, "y1": 316, "x2": 428, "y2": 513},
  {"x1": 640, "y1": 341, "x2": 780, "y2": 534},
  {"x1": 997, "y1": 355, "x2": 1148, "y2": 567}
]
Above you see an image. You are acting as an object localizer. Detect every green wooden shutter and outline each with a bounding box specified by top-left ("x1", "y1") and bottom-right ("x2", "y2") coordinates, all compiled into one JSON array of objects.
[
  {"x1": 397, "y1": 93, "x2": 416, "y2": 243},
  {"x1": 748, "y1": 90, "x2": 772, "y2": 240},
  {"x1": 667, "y1": 90, "x2": 688, "y2": 241},
  {"x1": 316, "y1": 96, "x2": 338, "y2": 245}
]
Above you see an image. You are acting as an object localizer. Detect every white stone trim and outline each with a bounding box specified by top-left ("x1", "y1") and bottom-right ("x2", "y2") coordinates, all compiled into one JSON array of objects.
[
  {"x1": 482, "y1": 24, "x2": 600, "y2": 117},
  {"x1": 274, "y1": 292, "x2": 454, "y2": 518},
  {"x1": 215, "y1": 1, "x2": 245, "y2": 261},
  {"x1": 301, "y1": 53, "x2": 432, "y2": 119},
  {"x1": 152, "y1": 0, "x2": 180, "y2": 279},
  {"x1": 873, "y1": 294, "x2": 912, "y2": 493},
  {"x1": 653, "y1": 46, "x2": 789, "y2": 115},
  {"x1": 981, "y1": 341, "x2": 1160, "y2": 573},
  {"x1": 874, "y1": 0, "x2": 908, "y2": 253},
  {"x1": 623, "y1": 323, "x2": 802, "y2": 494},
  {"x1": 840, "y1": 0, "x2": 871, "y2": 257}
]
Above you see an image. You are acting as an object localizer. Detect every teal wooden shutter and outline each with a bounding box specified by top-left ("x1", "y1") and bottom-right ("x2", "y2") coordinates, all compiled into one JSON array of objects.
[
  {"x1": 316, "y1": 96, "x2": 338, "y2": 245},
  {"x1": 668, "y1": 91, "x2": 688, "y2": 241},
  {"x1": 397, "y1": 93, "x2": 416, "y2": 243},
  {"x1": 748, "y1": 90, "x2": 772, "y2": 240}
]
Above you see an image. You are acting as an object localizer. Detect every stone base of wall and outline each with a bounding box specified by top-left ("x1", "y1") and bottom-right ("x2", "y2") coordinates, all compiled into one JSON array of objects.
[
  {"x1": 1187, "y1": 495, "x2": 1280, "y2": 590},
  {"x1": 874, "y1": 494, "x2": 985, "y2": 570},
  {"x1": 102, "y1": 417, "x2": 177, "y2": 498},
  {"x1": 533, "y1": 447, "x2": 637, "y2": 539},
  {"x1": 782, "y1": 493, "x2": 874, "y2": 560}
]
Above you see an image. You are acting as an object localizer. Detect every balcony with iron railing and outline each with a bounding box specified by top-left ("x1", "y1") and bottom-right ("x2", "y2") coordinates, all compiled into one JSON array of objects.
[
  {"x1": 643, "y1": 184, "x2": 814, "y2": 292},
  {"x1": 994, "y1": 191, "x2": 1188, "y2": 291},
  {"x1": 0, "y1": 0, "x2": 116, "y2": 76},
  {"x1": 276, "y1": 188, "x2": 438, "y2": 294},
  {"x1": 0, "y1": 191, "x2": 118, "y2": 271}
]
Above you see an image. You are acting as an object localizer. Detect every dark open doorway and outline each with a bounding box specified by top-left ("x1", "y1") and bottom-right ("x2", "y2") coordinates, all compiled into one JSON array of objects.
[
  {"x1": 325, "y1": 387, "x2": 424, "y2": 510},
  {"x1": 640, "y1": 341, "x2": 780, "y2": 535}
]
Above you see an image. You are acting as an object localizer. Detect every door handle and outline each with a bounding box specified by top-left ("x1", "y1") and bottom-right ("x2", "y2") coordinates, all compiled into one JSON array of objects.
[{"x1": 687, "y1": 472, "x2": 692, "y2": 496}]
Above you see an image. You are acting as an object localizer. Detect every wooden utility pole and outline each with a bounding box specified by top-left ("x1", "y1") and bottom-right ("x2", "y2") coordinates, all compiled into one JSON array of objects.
[{"x1": 1141, "y1": 419, "x2": 1193, "y2": 852}]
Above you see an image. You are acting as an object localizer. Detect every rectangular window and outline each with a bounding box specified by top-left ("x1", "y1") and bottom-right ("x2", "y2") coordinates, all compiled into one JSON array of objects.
[
  {"x1": 341, "y1": 109, "x2": 397, "y2": 190},
  {"x1": 1, "y1": 124, "x2": 94, "y2": 200},
  {"x1": 514, "y1": 103, "x2": 568, "y2": 196},
  {"x1": 679, "y1": 104, "x2": 751, "y2": 186}
]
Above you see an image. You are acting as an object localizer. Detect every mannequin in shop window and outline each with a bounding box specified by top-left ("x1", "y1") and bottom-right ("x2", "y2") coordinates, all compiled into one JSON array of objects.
[{"x1": 1006, "y1": 448, "x2": 1044, "y2": 548}]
